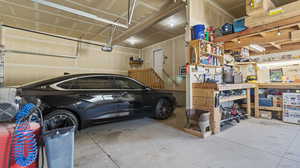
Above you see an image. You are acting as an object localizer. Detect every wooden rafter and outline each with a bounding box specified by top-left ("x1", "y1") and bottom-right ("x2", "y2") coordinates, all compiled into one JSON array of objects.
[
  {"x1": 252, "y1": 42, "x2": 300, "y2": 55},
  {"x1": 223, "y1": 27, "x2": 296, "y2": 50},
  {"x1": 268, "y1": 42, "x2": 281, "y2": 49}
]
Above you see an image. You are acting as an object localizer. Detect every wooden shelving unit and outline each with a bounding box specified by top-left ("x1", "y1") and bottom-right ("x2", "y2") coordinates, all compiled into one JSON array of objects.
[
  {"x1": 191, "y1": 83, "x2": 256, "y2": 134},
  {"x1": 189, "y1": 39, "x2": 224, "y2": 68},
  {"x1": 254, "y1": 83, "x2": 300, "y2": 118}
]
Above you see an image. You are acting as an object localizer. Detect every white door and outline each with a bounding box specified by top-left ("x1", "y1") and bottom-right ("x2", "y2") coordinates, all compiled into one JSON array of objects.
[{"x1": 153, "y1": 49, "x2": 164, "y2": 75}]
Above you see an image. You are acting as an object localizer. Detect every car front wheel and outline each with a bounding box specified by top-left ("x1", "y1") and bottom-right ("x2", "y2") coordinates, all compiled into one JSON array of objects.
[{"x1": 154, "y1": 99, "x2": 173, "y2": 120}]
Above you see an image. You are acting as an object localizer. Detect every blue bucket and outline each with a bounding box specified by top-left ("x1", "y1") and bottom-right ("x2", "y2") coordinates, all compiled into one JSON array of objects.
[{"x1": 191, "y1": 24, "x2": 205, "y2": 40}]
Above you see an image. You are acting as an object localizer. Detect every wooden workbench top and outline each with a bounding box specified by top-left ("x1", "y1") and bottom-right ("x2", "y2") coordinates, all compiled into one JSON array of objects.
[
  {"x1": 192, "y1": 83, "x2": 256, "y2": 91},
  {"x1": 258, "y1": 83, "x2": 300, "y2": 89}
]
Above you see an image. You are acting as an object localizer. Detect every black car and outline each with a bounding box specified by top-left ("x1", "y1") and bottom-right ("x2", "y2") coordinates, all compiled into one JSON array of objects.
[{"x1": 17, "y1": 73, "x2": 176, "y2": 130}]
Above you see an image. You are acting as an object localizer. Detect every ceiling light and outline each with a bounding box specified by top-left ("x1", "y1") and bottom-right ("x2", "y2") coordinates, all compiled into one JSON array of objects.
[
  {"x1": 277, "y1": 31, "x2": 281, "y2": 36},
  {"x1": 249, "y1": 44, "x2": 266, "y2": 53},
  {"x1": 125, "y1": 37, "x2": 142, "y2": 46},
  {"x1": 238, "y1": 39, "x2": 241, "y2": 44},
  {"x1": 277, "y1": 26, "x2": 281, "y2": 36}
]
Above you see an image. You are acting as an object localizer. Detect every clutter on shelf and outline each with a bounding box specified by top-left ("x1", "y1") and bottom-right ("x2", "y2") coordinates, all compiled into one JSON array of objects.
[{"x1": 129, "y1": 56, "x2": 144, "y2": 66}]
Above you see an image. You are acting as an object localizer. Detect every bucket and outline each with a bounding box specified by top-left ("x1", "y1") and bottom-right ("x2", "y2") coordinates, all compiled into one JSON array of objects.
[
  {"x1": 43, "y1": 126, "x2": 75, "y2": 168},
  {"x1": 191, "y1": 24, "x2": 205, "y2": 40}
]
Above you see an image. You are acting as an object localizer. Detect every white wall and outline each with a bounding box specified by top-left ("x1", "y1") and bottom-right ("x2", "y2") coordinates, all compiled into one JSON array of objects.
[
  {"x1": 2, "y1": 27, "x2": 140, "y2": 86},
  {"x1": 141, "y1": 34, "x2": 186, "y2": 90}
]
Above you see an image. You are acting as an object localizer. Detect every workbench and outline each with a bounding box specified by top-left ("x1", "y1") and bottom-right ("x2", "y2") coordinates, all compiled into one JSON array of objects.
[{"x1": 191, "y1": 83, "x2": 256, "y2": 134}]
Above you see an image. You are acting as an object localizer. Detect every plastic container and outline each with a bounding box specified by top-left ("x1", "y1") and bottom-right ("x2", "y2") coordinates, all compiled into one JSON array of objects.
[
  {"x1": 233, "y1": 17, "x2": 247, "y2": 32},
  {"x1": 0, "y1": 123, "x2": 14, "y2": 168},
  {"x1": 259, "y1": 98, "x2": 273, "y2": 107},
  {"x1": 191, "y1": 24, "x2": 205, "y2": 40},
  {"x1": 43, "y1": 126, "x2": 75, "y2": 168},
  {"x1": 221, "y1": 23, "x2": 234, "y2": 35}
]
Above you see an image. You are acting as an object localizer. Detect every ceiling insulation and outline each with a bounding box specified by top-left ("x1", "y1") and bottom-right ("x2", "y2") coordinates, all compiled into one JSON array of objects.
[{"x1": 0, "y1": 0, "x2": 187, "y2": 48}]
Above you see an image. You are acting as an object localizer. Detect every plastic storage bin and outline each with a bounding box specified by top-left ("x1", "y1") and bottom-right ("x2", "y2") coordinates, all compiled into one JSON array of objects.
[
  {"x1": 191, "y1": 24, "x2": 205, "y2": 40},
  {"x1": 233, "y1": 17, "x2": 247, "y2": 32},
  {"x1": 259, "y1": 98, "x2": 273, "y2": 107}
]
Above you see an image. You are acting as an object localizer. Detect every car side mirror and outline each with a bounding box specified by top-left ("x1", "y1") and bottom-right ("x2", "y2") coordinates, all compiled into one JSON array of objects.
[{"x1": 145, "y1": 87, "x2": 151, "y2": 91}]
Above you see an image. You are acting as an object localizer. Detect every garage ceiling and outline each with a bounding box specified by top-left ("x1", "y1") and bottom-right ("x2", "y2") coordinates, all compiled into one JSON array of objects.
[
  {"x1": 0, "y1": 0, "x2": 186, "y2": 48},
  {"x1": 214, "y1": 0, "x2": 299, "y2": 18}
]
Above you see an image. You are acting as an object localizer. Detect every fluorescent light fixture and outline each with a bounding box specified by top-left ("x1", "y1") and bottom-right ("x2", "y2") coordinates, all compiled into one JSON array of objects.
[
  {"x1": 32, "y1": 0, "x2": 128, "y2": 28},
  {"x1": 125, "y1": 36, "x2": 142, "y2": 45},
  {"x1": 249, "y1": 44, "x2": 266, "y2": 53},
  {"x1": 257, "y1": 59, "x2": 300, "y2": 67}
]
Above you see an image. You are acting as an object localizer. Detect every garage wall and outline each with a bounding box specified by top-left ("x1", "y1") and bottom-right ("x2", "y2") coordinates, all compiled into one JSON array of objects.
[
  {"x1": 2, "y1": 27, "x2": 140, "y2": 86},
  {"x1": 188, "y1": 0, "x2": 234, "y2": 27},
  {"x1": 141, "y1": 34, "x2": 186, "y2": 91}
]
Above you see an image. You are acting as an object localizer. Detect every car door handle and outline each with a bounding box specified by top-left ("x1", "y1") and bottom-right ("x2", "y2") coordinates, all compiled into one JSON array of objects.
[{"x1": 121, "y1": 92, "x2": 128, "y2": 96}]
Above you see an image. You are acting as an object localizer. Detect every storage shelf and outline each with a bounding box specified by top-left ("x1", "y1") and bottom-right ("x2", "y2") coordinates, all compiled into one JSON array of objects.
[
  {"x1": 200, "y1": 52, "x2": 223, "y2": 58},
  {"x1": 192, "y1": 63, "x2": 223, "y2": 68},
  {"x1": 259, "y1": 106, "x2": 282, "y2": 112},
  {"x1": 220, "y1": 95, "x2": 247, "y2": 103},
  {"x1": 190, "y1": 39, "x2": 223, "y2": 47},
  {"x1": 235, "y1": 62, "x2": 257, "y2": 65}
]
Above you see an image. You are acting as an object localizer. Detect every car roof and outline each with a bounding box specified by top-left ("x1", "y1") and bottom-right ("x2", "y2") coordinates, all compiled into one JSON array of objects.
[{"x1": 20, "y1": 73, "x2": 131, "y2": 89}]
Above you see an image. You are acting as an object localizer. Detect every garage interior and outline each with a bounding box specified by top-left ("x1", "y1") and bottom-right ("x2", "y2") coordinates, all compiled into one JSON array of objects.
[{"x1": 0, "y1": 0, "x2": 300, "y2": 168}]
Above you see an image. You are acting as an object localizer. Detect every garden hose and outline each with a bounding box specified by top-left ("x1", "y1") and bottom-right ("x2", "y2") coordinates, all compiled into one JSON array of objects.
[{"x1": 12, "y1": 103, "x2": 39, "y2": 167}]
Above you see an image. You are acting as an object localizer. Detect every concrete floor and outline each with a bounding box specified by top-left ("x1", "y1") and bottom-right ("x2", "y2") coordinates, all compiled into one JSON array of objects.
[{"x1": 75, "y1": 116, "x2": 300, "y2": 168}]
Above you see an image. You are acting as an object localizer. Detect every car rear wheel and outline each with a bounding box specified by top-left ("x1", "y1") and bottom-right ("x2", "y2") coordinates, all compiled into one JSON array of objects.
[
  {"x1": 154, "y1": 99, "x2": 173, "y2": 120},
  {"x1": 44, "y1": 110, "x2": 79, "y2": 130}
]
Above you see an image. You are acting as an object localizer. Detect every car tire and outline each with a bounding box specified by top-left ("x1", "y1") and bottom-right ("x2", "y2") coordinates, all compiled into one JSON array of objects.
[
  {"x1": 154, "y1": 99, "x2": 173, "y2": 120},
  {"x1": 45, "y1": 110, "x2": 79, "y2": 130}
]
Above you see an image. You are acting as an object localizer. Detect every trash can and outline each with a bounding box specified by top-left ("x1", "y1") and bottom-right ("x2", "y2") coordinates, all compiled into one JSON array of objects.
[{"x1": 43, "y1": 126, "x2": 75, "y2": 168}]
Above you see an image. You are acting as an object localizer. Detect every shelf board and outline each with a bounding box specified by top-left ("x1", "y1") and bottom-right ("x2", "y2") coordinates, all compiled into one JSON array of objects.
[
  {"x1": 240, "y1": 104, "x2": 283, "y2": 112},
  {"x1": 259, "y1": 106, "x2": 282, "y2": 112},
  {"x1": 220, "y1": 95, "x2": 247, "y2": 103},
  {"x1": 190, "y1": 39, "x2": 223, "y2": 47},
  {"x1": 192, "y1": 63, "x2": 223, "y2": 68},
  {"x1": 200, "y1": 52, "x2": 223, "y2": 58},
  {"x1": 235, "y1": 62, "x2": 257, "y2": 65},
  {"x1": 129, "y1": 62, "x2": 143, "y2": 65}
]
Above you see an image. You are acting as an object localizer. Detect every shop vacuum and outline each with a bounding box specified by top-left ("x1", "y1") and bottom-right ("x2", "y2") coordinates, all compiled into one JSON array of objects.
[{"x1": 0, "y1": 88, "x2": 75, "y2": 168}]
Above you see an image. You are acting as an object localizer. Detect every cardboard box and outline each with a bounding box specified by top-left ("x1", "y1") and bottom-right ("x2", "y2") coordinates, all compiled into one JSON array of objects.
[
  {"x1": 283, "y1": 106, "x2": 300, "y2": 124},
  {"x1": 260, "y1": 110, "x2": 272, "y2": 119},
  {"x1": 246, "y1": 0, "x2": 275, "y2": 16}
]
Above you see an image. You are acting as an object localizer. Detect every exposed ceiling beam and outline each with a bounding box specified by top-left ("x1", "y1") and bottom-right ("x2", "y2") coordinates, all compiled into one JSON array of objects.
[
  {"x1": 112, "y1": 1, "x2": 185, "y2": 45},
  {"x1": 269, "y1": 42, "x2": 281, "y2": 49},
  {"x1": 32, "y1": 0, "x2": 128, "y2": 28},
  {"x1": 252, "y1": 42, "x2": 300, "y2": 55},
  {"x1": 224, "y1": 28, "x2": 294, "y2": 50}
]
